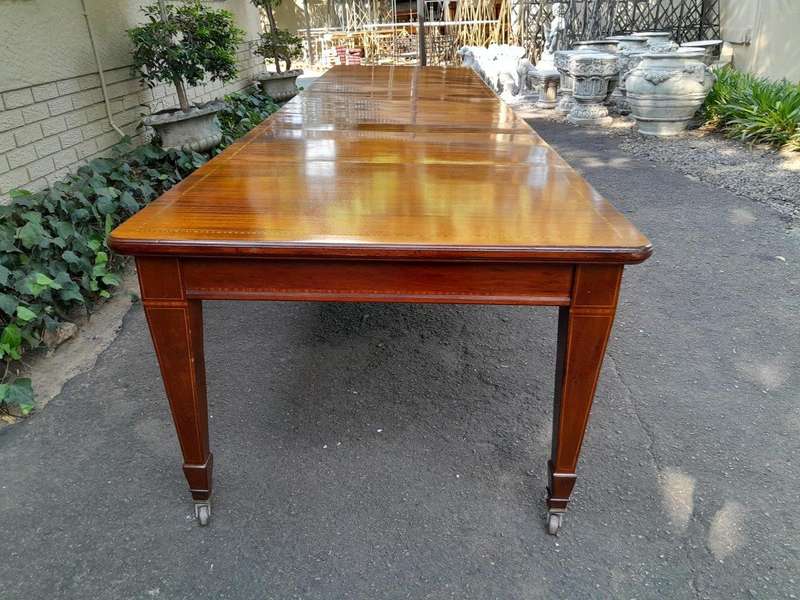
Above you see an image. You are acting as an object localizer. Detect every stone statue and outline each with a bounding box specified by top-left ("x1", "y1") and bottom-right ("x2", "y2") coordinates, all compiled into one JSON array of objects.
[{"x1": 544, "y1": 3, "x2": 566, "y2": 55}]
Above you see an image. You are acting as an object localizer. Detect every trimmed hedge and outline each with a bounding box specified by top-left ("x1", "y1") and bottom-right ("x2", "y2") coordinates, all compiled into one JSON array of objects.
[
  {"x1": 0, "y1": 87, "x2": 278, "y2": 416},
  {"x1": 703, "y1": 66, "x2": 800, "y2": 151}
]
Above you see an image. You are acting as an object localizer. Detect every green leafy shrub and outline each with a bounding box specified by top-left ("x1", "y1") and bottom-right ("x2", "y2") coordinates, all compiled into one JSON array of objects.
[
  {"x1": 128, "y1": 0, "x2": 245, "y2": 112},
  {"x1": 250, "y1": 0, "x2": 303, "y2": 73},
  {"x1": 215, "y1": 88, "x2": 279, "y2": 149},
  {"x1": 703, "y1": 66, "x2": 800, "y2": 151},
  {"x1": 254, "y1": 29, "x2": 304, "y2": 74},
  {"x1": 0, "y1": 87, "x2": 277, "y2": 417}
]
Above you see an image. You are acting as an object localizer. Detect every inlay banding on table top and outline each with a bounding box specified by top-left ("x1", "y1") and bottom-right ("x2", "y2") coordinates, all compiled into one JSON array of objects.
[{"x1": 110, "y1": 65, "x2": 651, "y2": 264}]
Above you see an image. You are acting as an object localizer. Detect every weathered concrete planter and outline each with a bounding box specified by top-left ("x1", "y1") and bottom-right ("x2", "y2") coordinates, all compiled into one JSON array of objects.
[
  {"x1": 611, "y1": 36, "x2": 649, "y2": 113},
  {"x1": 573, "y1": 39, "x2": 619, "y2": 54},
  {"x1": 567, "y1": 52, "x2": 618, "y2": 126},
  {"x1": 679, "y1": 40, "x2": 723, "y2": 65},
  {"x1": 143, "y1": 100, "x2": 225, "y2": 152},
  {"x1": 625, "y1": 52, "x2": 715, "y2": 136},
  {"x1": 632, "y1": 31, "x2": 676, "y2": 53},
  {"x1": 256, "y1": 69, "x2": 303, "y2": 101},
  {"x1": 554, "y1": 50, "x2": 576, "y2": 114}
]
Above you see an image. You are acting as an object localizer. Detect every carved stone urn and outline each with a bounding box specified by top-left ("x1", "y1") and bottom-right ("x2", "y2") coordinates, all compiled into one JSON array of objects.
[
  {"x1": 567, "y1": 52, "x2": 618, "y2": 126},
  {"x1": 143, "y1": 100, "x2": 226, "y2": 152},
  {"x1": 625, "y1": 52, "x2": 715, "y2": 136},
  {"x1": 679, "y1": 40, "x2": 723, "y2": 65},
  {"x1": 573, "y1": 40, "x2": 619, "y2": 54},
  {"x1": 255, "y1": 69, "x2": 303, "y2": 102},
  {"x1": 610, "y1": 36, "x2": 648, "y2": 113},
  {"x1": 553, "y1": 50, "x2": 576, "y2": 114},
  {"x1": 632, "y1": 31, "x2": 676, "y2": 53}
]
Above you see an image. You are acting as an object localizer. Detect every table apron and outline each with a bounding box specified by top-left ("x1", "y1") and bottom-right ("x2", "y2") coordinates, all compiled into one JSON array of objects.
[{"x1": 139, "y1": 257, "x2": 576, "y2": 306}]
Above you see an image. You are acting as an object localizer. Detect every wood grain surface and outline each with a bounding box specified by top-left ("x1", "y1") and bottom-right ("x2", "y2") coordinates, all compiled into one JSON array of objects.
[{"x1": 110, "y1": 65, "x2": 651, "y2": 263}]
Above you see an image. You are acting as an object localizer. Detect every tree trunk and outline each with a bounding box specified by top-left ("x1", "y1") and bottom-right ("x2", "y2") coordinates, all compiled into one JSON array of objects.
[
  {"x1": 264, "y1": 4, "x2": 282, "y2": 73},
  {"x1": 174, "y1": 77, "x2": 190, "y2": 112},
  {"x1": 158, "y1": 0, "x2": 190, "y2": 112}
]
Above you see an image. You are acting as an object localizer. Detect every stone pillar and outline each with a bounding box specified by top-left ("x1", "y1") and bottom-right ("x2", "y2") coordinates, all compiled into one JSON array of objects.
[
  {"x1": 533, "y1": 70, "x2": 560, "y2": 109},
  {"x1": 567, "y1": 53, "x2": 618, "y2": 126},
  {"x1": 529, "y1": 50, "x2": 560, "y2": 109}
]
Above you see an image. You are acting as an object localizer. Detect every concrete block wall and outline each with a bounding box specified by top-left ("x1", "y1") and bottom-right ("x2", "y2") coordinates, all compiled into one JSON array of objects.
[{"x1": 0, "y1": 42, "x2": 265, "y2": 203}]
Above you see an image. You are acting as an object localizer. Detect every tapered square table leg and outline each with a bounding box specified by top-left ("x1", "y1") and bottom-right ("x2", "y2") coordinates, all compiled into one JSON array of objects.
[
  {"x1": 547, "y1": 265, "x2": 623, "y2": 533},
  {"x1": 137, "y1": 258, "x2": 212, "y2": 523}
]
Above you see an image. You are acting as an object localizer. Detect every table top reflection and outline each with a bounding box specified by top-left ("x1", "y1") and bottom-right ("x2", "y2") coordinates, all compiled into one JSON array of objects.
[{"x1": 110, "y1": 65, "x2": 651, "y2": 263}]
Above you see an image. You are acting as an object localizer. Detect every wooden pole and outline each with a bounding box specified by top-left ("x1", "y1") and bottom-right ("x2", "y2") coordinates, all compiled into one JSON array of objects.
[{"x1": 417, "y1": 0, "x2": 427, "y2": 66}]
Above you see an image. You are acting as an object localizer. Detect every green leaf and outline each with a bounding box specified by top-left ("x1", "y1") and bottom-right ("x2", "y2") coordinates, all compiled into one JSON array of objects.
[
  {"x1": 16, "y1": 305, "x2": 37, "y2": 322},
  {"x1": 0, "y1": 264, "x2": 10, "y2": 286},
  {"x1": 0, "y1": 293, "x2": 19, "y2": 317},
  {"x1": 96, "y1": 186, "x2": 120, "y2": 198},
  {"x1": 59, "y1": 286, "x2": 85, "y2": 303},
  {"x1": 34, "y1": 272, "x2": 62, "y2": 290},
  {"x1": 96, "y1": 195, "x2": 116, "y2": 215},
  {"x1": 62, "y1": 250, "x2": 82, "y2": 265},
  {"x1": 0, "y1": 324, "x2": 22, "y2": 360},
  {"x1": 16, "y1": 220, "x2": 46, "y2": 249},
  {"x1": 101, "y1": 273, "x2": 121, "y2": 286},
  {"x1": 2, "y1": 378, "x2": 34, "y2": 414},
  {"x1": 119, "y1": 191, "x2": 140, "y2": 212}
]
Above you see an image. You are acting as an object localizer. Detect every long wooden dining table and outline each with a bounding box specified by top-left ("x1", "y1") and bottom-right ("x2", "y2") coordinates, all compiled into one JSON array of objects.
[{"x1": 109, "y1": 64, "x2": 652, "y2": 534}]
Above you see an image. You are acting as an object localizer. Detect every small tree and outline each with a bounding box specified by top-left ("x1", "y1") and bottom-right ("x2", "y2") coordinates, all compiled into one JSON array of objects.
[
  {"x1": 128, "y1": 0, "x2": 245, "y2": 112},
  {"x1": 251, "y1": 0, "x2": 303, "y2": 73}
]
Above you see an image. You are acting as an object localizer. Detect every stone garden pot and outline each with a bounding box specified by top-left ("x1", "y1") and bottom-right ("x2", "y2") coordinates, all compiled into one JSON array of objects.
[
  {"x1": 625, "y1": 52, "x2": 715, "y2": 136},
  {"x1": 679, "y1": 40, "x2": 723, "y2": 65},
  {"x1": 610, "y1": 36, "x2": 649, "y2": 113},
  {"x1": 572, "y1": 40, "x2": 621, "y2": 103},
  {"x1": 572, "y1": 39, "x2": 619, "y2": 54},
  {"x1": 567, "y1": 52, "x2": 618, "y2": 126},
  {"x1": 143, "y1": 100, "x2": 225, "y2": 152},
  {"x1": 554, "y1": 50, "x2": 576, "y2": 114},
  {"x1": 632, "y1": 31, "x2": 676, "y2": 53},
  {"x1": 256, "y1": 69, "x2": 303, "y2": 102}
]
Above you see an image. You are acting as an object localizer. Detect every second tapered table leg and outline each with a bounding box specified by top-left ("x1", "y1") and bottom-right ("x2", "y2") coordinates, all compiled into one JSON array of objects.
[
  {"x1": 547, "y1": 264, "x2": 623, "y2": 534},
  {"x1": 137, "y1": 258, "x2": 213, "y2": 526}
]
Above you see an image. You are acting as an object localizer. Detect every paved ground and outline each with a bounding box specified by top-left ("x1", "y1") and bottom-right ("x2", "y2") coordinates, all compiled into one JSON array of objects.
[{"x1": 1, "y1": 120, "x2": 798, "y2": 600}]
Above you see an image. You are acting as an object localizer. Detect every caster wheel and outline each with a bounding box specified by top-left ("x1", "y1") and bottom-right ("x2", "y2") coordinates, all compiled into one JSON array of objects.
[
  {"x1": 547, "y1": 512, "x2": 563, "y2": 535},
  {"x1": 194, "y1": 503, "x2": 211, "y2": 526}
]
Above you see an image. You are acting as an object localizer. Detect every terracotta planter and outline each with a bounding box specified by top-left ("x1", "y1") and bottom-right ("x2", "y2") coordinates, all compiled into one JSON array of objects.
[
  {"x1": 256, "y1": 69, "x2": 303, "y2": 101},
  {"x1": 143, "y1": 100, "x2": 225, "y2": 152},
  {"x1": 625, "y1": 52, "x2": 715, "y2": 136}
]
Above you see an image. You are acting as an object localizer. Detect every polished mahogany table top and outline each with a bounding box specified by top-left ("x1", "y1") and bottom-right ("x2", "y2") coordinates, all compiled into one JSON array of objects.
[{"x1": 110, "y1": 65, "x2": 651, "y2": 263}]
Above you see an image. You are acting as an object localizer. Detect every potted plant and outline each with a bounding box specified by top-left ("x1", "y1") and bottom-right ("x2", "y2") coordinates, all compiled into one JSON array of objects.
[
  {"x1": 128, "y1": 0, "x2": 245, "y2": 152},
  {"x1": 251, "y1": 0, "x2": 304, "y2": 101}
]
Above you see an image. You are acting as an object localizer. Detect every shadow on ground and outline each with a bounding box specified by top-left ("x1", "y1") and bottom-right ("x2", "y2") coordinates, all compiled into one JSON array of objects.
[{"x1": 0, "y1": 120, "x2": 798, "y2": 600}]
